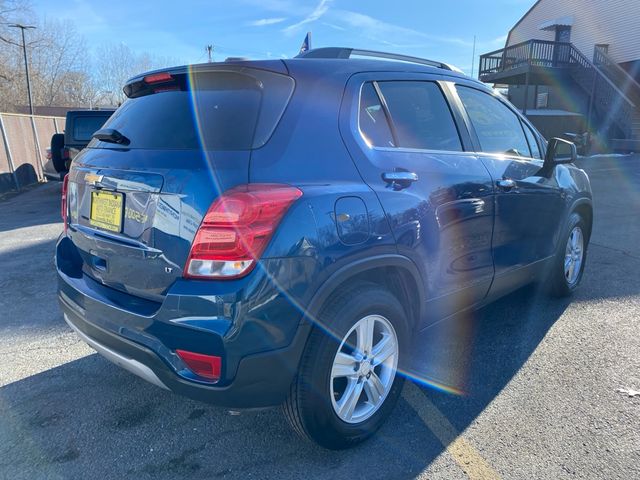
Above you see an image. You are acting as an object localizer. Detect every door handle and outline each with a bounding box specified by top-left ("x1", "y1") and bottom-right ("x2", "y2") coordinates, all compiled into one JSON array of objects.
[
  {"x1": 382, "y1": 171, "x2": 418, "y2": 190},
  {"x1": 497, "y1": 178, "x2": 516, "y2": 191}
]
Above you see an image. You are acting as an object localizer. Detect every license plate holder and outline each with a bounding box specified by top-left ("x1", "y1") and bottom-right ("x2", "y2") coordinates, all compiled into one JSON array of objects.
[{"x1": 89, "y1": 190, "x2": 124, "y2": 233}]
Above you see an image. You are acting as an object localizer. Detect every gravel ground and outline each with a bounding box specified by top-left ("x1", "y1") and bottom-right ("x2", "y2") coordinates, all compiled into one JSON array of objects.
[{"x1": 0, "y1": 155, "x2": 638, "y2": 479}]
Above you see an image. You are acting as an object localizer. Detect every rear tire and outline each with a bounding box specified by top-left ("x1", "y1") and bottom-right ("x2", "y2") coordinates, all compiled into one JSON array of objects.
[
  {"x1": 283, "y1": 282, "x2": 408, "y2": 450},
  {"x1": 549, "y1": 212, "x2": 588, "y2": 297},
  {"x1": 50, "y1": 133, "x2": 66, "y2": 173}
]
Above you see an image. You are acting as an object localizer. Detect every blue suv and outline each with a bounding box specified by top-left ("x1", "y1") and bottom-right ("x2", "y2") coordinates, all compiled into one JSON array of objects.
[{"x1": 56, "y1": 48, "x2": 592, "y2": 449}]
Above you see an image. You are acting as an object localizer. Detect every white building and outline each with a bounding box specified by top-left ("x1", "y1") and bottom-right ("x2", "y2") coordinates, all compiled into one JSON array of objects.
[
  {"x1": 507, "y1": 0, "x2": 640, "y2": 74},
  {"x1": 479, "y1": 0, "x2": 640, "y2": 151}
]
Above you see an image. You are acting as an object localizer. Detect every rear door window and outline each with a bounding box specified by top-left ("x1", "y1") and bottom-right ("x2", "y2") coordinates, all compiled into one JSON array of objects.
[
  {"x1": 358, "y1": 82, "x2": 395, "y2": 148},
  {"x1": 456, "y1": 86, "x2": 532, "y2": 157},
  {"x1": 376, "y1": 81, "x2": 462, "y2": 151},
  {"x1": 93, "y1": 70, "x2": 294, "y2": 151}
]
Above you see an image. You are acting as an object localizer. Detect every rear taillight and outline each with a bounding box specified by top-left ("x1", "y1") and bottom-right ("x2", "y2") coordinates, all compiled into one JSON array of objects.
[
  {"x1": 61, "y1": 174, "x2": 69, "y2": 232},
  {"x1": 184, "y1": 184, "x2": 303, "y2": 279},
  {"x1": 61, "y1": 147, "x2": 70, "y2": 160}
]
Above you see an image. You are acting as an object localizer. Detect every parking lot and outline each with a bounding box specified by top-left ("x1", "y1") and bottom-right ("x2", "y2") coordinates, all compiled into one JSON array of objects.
[{"x1": 0, "y1": 155, "x2": 638, "y2": 479}]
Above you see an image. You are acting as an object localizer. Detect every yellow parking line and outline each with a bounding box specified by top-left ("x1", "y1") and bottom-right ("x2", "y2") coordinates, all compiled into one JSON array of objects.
[{"x1": 402, "y1": 382, "x2": 501, "y2": 480}]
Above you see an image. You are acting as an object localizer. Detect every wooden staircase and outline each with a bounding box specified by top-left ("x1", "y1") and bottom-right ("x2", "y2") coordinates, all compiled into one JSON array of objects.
[
  {"x1": 479, "y1": 40, "x2": 640, "y2": 152},
  {"x1": 593, "y1": 48, "x2": 640, "y2": 151},
  {"x1": 566, "y1": 45, "x2": 640, "y2": 151}
]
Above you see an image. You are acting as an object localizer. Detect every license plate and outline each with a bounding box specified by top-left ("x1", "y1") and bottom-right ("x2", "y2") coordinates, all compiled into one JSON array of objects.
[{"x1": 90, "y1": 190, "x2": 124, "y2": 232}]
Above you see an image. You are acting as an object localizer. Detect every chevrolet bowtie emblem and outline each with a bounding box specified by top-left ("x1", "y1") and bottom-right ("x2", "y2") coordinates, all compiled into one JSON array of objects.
[{"x1": 84, "y1": 173, "x2": 103, "y2": 185}]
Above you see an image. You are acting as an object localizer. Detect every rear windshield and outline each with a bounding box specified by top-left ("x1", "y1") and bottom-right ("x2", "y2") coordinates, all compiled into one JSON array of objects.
[
  {"x1": 70, "y1": 116, "x2": 110, "y2": 142},
  {"x1": 90, "y1": 69, "x2": 294, "y2": 151}
]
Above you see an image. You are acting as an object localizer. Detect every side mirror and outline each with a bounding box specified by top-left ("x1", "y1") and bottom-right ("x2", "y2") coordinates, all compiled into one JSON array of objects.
[{"x1": 545, "y1": 137, "x2": 577, "y2": 167}]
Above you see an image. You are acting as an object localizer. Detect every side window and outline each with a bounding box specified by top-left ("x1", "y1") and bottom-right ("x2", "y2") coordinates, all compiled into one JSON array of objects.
[
  {"x1": 358, "y1": 82, "x2": 395, "y2": 148},
  {"x1": 457, "y1": 86, "x2": 532, "y2": 158},
  {"x1": 377, "y1": 81, "x2": 462, "y2": 151},
  {"x1": 72, "y1": 116, "x2": 109, "y2": 142},
  {"x1": 522, "y1": 121, "x2": 542, "y2": 159}
]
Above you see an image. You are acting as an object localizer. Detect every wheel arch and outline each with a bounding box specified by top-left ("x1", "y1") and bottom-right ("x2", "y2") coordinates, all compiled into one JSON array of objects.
[
  {"x1": 304, "y1": 255, "x2": 425, "y2": 333},
  {"x1": 570, "y1": 198, "x2": 593, "y2": 242}
]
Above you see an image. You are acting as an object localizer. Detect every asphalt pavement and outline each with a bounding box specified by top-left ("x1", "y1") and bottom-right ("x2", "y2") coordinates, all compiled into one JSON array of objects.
[{"x1": 0, "y1": 155, "x2": 638, "y2": 479}]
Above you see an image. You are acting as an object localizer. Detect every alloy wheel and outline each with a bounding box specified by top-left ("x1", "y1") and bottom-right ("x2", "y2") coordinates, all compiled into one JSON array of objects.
[
  {"x1": 564, "y1": 226, "x2": 584, "y2": 286},
  {"x1": 329, "y1": 314, "x2": 399, "y2": 424}
]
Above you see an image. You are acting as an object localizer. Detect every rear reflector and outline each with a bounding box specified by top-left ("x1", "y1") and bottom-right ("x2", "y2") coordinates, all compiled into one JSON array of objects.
[
  {"x1": 176, "y1": 350, "x2": 221, "y2": 381},
  {"x1": 184, "y1": 184, "x2": 303, "y2": 279},
  {"x1": 61, "y1": 174, "x2": 69, "y2": 232}
]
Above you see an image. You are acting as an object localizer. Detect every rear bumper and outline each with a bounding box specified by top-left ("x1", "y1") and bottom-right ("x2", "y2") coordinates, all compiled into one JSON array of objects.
[
  {"x1": 62, "y1": 311, "x2": 169, "y2": 391},
  {"x1": 56, "y1": 236, "x2": 312, "y2": 409},
  {"x1": 60, "y1": 299, "x2": 307, "y2": 407}
]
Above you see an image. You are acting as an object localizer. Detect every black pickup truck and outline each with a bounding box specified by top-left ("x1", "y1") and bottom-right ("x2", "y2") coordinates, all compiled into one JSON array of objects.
[{"x1": 44, "y1": 109, "x2": 115, "y2": 181}]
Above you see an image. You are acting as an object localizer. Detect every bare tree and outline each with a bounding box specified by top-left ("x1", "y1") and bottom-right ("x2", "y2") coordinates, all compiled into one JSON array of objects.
[
  {"x1": 93, "y1": 42, "x2": 178, "y2": 105},
  {"x1": 28, "y1": 18, "x2": 88, "y2": 107},
  {"x1": 1, "y1": 1, "x2": 181, "y2": 112},
  {"x1": 0, "y1": 0, "x2": 33, "y2": 110},
  {"x1": 1, "y1": 1, "x2": 94, "y2": 111},
  {"x1": 0, "y1": 0, "x2": 30, "y2": 47}
]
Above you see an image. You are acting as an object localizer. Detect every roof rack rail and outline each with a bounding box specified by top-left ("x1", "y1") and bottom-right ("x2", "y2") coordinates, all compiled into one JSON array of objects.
[{"x1": 295, "y1": 47, "x2": 458, "y2": 71}]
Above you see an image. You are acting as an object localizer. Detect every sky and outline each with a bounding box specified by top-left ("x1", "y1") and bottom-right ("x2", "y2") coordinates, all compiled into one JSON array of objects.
[{"x1": 31, "y1": 0, "x2": 535, "y2": 76}]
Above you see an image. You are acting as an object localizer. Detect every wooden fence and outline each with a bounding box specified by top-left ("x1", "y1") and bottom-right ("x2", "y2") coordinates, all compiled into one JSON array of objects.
[{"x1": 0, "y1": 112, "x2": 65, "y2": 194}]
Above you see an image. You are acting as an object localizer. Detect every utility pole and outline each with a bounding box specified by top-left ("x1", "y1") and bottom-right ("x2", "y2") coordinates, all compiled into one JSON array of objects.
[
  {"x1": 9, "y1": 23, "x2": 36, "y2": 115},
  {"x1": 206, "y1": 44, "x2": 214, "y2": 62},
  {"x1": 471, "y1": 35, "x2": 477, "y2": 78}
]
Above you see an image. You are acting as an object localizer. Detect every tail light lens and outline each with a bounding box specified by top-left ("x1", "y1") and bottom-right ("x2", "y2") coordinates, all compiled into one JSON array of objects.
[
  {"x1": 184, "y1": 184, "x2": 303, "y2": 279},
  {"x1": 61, "y1": 174, "x2": 69, "y2": 232},
  {"x1": 62, "y1": 147, "x2": 70, "y2": 160}
]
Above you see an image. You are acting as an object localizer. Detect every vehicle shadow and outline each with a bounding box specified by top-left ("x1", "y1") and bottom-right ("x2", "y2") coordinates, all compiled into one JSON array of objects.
[
  {"x1": 0, "y1": 181, "x2": 61, "y2": 232},
  {"x1": 0, "y1": 238, "x2": 60, "y2": 334},
  {"x1": 406, "y1": 286, "x2": 572, "y2": 432}
]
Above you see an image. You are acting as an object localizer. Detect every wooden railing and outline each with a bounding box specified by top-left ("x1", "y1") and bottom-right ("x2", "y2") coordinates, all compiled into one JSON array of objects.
[
  {"x1": 593, "y1": 47, "x2": 640, "y2": 107},
  {"x1": 480, "y1": 39, "x2": 580, "y2": 77},
  {"x1": 479, "y1": 40, "x2": 639, "y2": 138},
  {"x1": 568, "y1": 46, "x2": 637, "y2": 138}
]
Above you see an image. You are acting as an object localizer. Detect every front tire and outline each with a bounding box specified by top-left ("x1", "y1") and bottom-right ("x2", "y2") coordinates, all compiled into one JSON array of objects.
[
  {"x1": 549, "y1": 212, "x2": 588, "y2": 297},
  {"x1": 283, "y1": 283, "x2": 408, "y2": 449}
]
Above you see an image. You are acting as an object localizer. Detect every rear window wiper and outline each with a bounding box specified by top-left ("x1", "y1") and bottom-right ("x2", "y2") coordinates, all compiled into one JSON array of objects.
[{"x1": 93, "y1": 128, "x2": 130, "y2": 146}]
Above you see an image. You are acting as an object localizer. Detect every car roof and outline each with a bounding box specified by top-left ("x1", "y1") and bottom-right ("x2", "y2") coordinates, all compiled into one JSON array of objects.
[
  {"x1": 283, "y1": 57, "x2": 479, "y2": 81},
  {"x1": 127, "y1": 49, "x2": 485, "y2": 89}
]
